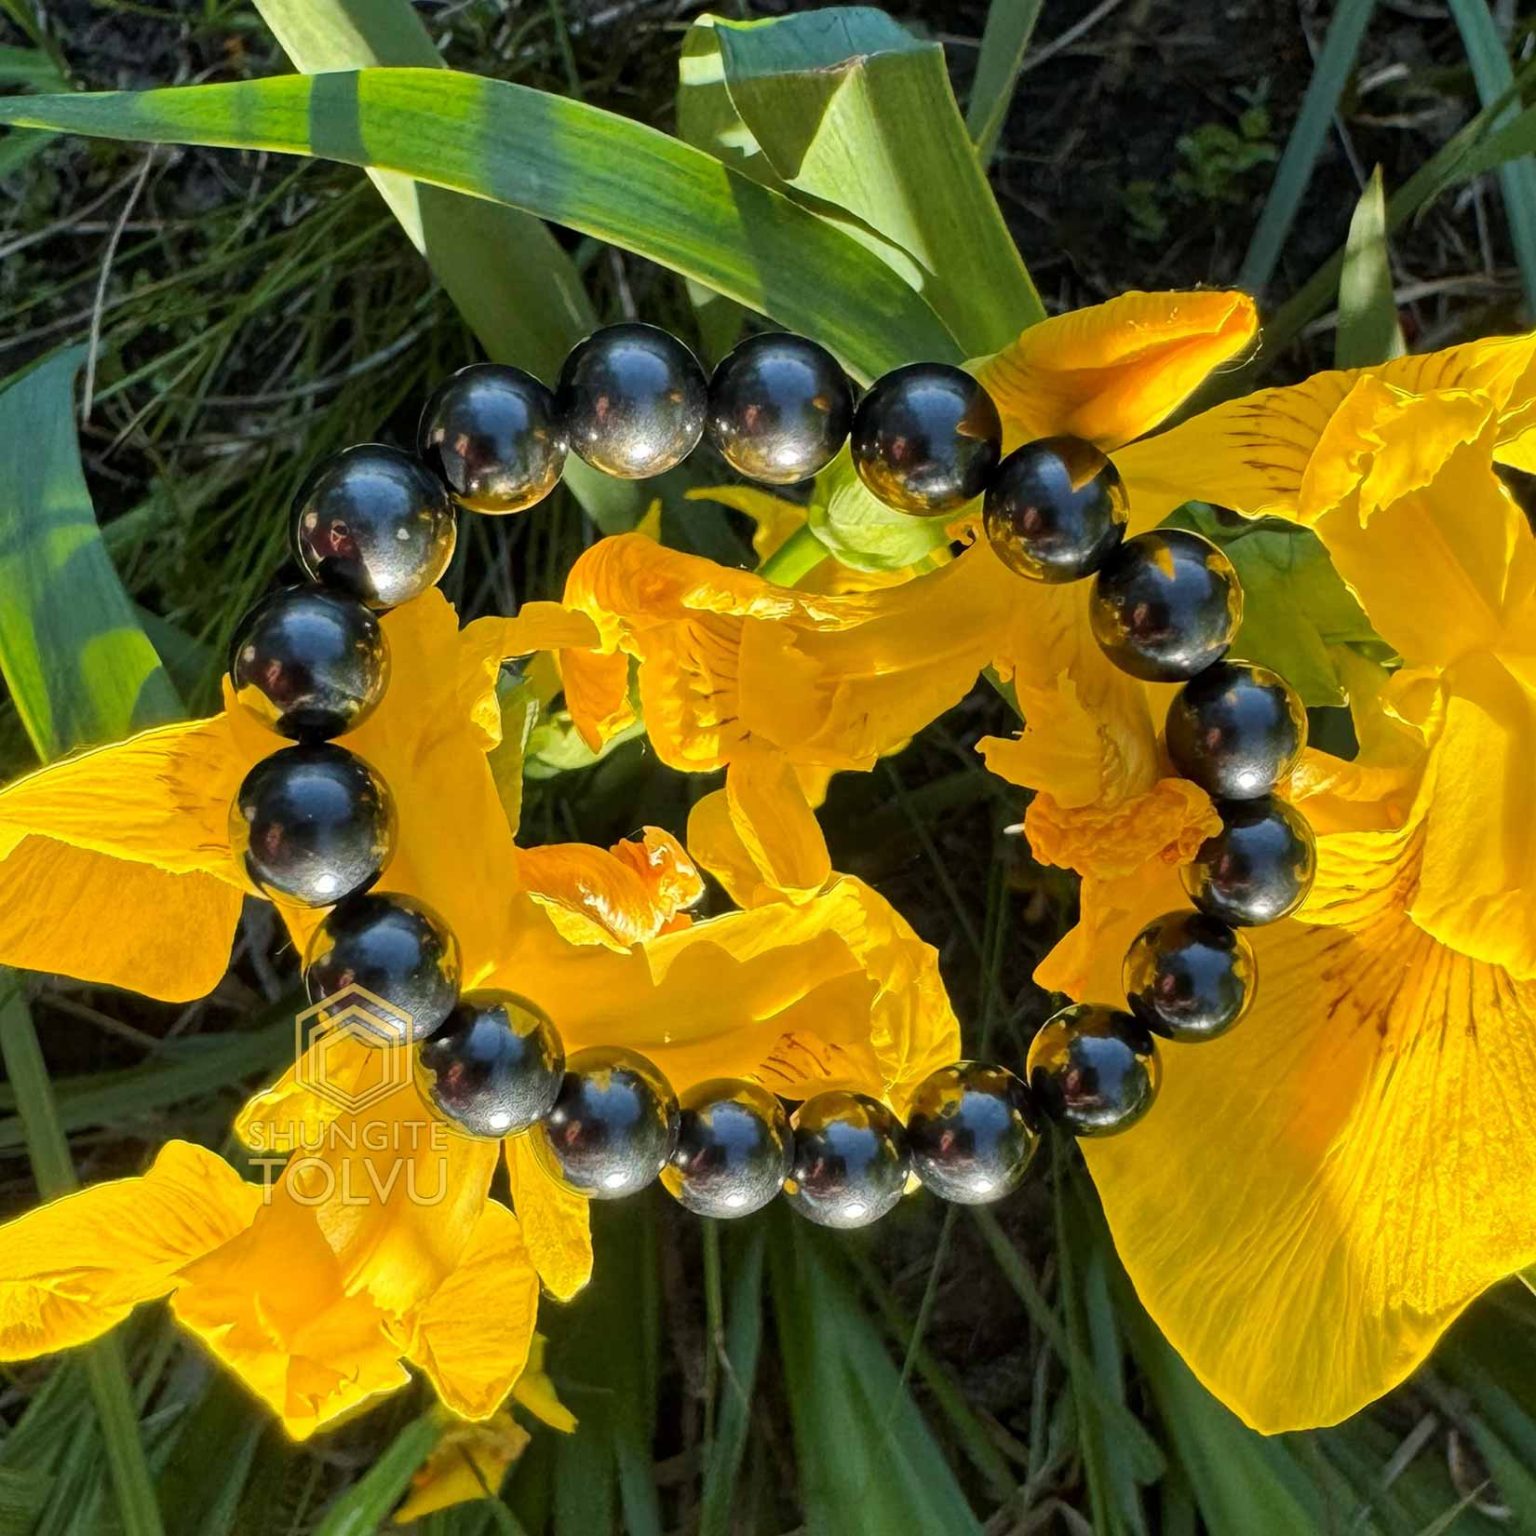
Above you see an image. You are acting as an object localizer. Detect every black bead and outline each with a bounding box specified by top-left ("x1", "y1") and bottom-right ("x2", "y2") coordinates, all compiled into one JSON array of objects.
[
  {"x1": 303, "y1": 891, "x2": 460, "y2": 1041},
  {"x1": 983, "y1": 436, "x2": 1128, "y2": 582},
  {"x1": 294, "y1": 444, "x2": 457, "y2": 609},
  {"x1": 1026, "y1": 1004, "x2": 1160, "y2": 1137},
  {"x1": 906, "y1": 1061, "x2": 1037, "y2": 1204},
  {"x1": 556, "y1": 323, "x2": 707, "y2": 479},
  {"x1": 1089, "y1": 529, "x2": 1243, "y2": 681},
  {"x1": 1123, "y1": 910, "x2": 1256, "y2": 1042},
  {"x1": 229, "y1": 585, "x2": 389, "y2": 741},
  {"x1": 230, "y1": 744, "x2": 395, "y2": 909},
  {"x1": 416, "y1": 991, "x2": 565, "y2": 1138},
  {"x1": 784, "y1": 1090, "x2": 909, "y2": 1229},
  {"x1": 661, "y1": 1078, "x2": 792, "y2": 1218},
  {"x1": 706, "y1": 333, "x2": 853, "y2": 485},
  {"x1": 1165, "y1": 659, "x2": 1307, "y2": 800},
  {"x1": 417, "y1": 364, "x2": 568, "y2": 515},
  {"x1": 532, "y1": 1046, "x2": 680, "y2": 1199},
  {"x1": 1183, "y1": 795, "x2": 1317, "y2": 926},
  {"x1": 850, "y1": 363, "x2": 1002, "y2": 515}
]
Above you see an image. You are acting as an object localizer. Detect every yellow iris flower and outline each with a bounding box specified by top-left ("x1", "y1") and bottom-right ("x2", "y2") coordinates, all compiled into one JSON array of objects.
[
  {"x1": 558, "y1": 290, "x2": 1259, "y2": 903},
  {"x1": 0, "y1": 589, "x2": 958, "y2": 1439},
  {"x1": 1027, "y1": 334, "x2": 1534, "y2": 1433}
]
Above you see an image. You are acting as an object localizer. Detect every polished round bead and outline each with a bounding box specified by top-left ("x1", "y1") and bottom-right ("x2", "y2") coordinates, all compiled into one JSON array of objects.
[
  {"x1": 706, "y1": 332, "x2": 853, "y2": 485},
  {"x1": 303, "y1": 891, "x2": 460, "y2": 1041},
  {"x1": 229, "y1": 585, "x2": 389, "y2": 741},
  {"x1": 416, "y1": 991, "x2": 564, "y2": 1138},
  {"x1": 532, "y1": 1046, "x2": 680, "y2": 1199},
  {"x1": 1165, "y1": 659, "x2": 1307, "y2": 800},
  {"x1": 784, "y1": 1090, "x2": 909, "y2": 1229},
  {"x1": 417, "y1": 363, "x2": 567, "y2": 515},
  {"x1": 293, "y1": 444, "x2": 457, "y2": 608},
  {"x1": 556, "y1": 323, "x2": 707, "y2": 479},
  {"x1": 1027, "y1": 1005, "x2": 1160, "y2": 1137},
  {"x1": 1089, "y1": 529, "x2": 1243, "y2": 681},
  {"x1": 905, "y1": 1061, "x2": 1037, "y2": 1204},
  {"x1": 850, "y1": 363, "x2": 1002, "y2": 515},
  {"x1": 983, "y1": 436, "x2": 1128, "y2": 582},
  {"x1": 661, "y1": 1078, "x2": 792, "y2": 1218},
  {"x1": 1123, "y1": 910, "x2": 1256, "y2": 1042},
  {"x1": 1183, "y1": 795, "x2": 1317, "y2": 927},
  {"x1": 229, "y1": 744, "x2": 395, "y2": 908}
]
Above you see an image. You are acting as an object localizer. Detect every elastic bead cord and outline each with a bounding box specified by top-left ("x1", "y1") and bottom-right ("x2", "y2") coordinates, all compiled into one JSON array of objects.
[{"x1": 220, "y1": 321, "x2": 1316, "y2": 1222}]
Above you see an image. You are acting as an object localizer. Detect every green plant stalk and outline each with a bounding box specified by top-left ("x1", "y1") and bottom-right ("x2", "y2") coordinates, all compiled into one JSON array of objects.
[
  {"x1": 0, "y1": 976, "x2": 165, "y2": 1536},
  {"x1": 252, "y1": 0, "x2": 641, "y2": 532},
  {"x1": 1239, "y1": 0, "x2": 1377, "y2": 294},
  {"x1": 966, "y1": 0, "x2": 1043, "y2": 165}
]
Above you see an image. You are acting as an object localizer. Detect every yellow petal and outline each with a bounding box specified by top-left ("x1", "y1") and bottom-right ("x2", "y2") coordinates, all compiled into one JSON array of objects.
[
  {"x1": 0, "y1": 1141, "x2": 259, "y2": 1360},
  {"x1": 503, "y1": 1135, "x2": 592, "y2": 1302},
  {"x1": 0, "y1": 842, "x2": 242, "y2": 1000},
  {"x1": 686, "y1": 484, "x2": 807, "y2": 563},
  {"x1": 513, "y1": 1334, "x2": 577, "y2": 1432},
  {"x1": 0, "y1": 716, "x2": 252, "y2": 999},
  {"x1": 393, "y1": 1412, "x2": 531, "y2": 1524},
  {"x1": 1023, "y1": 777, "x2": 1219, "y2": 882},
  {"x1": 1087, "y1": 904, "x2": 1536, "y2": 1432},
  {"x1": 972, "y1": 290, "x2": 1258, "y2": 450},
  {"x1": 720, "y1": 751, "x2": 831, "y2": 904},
  {"x1": 518, "y1": 828, "x2": 703, "y2": 950},
  {"x1": 494, "y1": 875, "x2": 960, "y2": 1116},
  {"x1": 402, "y1": 1201, "x2": 540, "y2": 1420},
  {"x1": 1412, "y1": 650, "x2": 1536, "y2": 977},
  {"x1": 173, "y1": 1193, "x2": 410, "y2": 1440},
  {"x1": 686, "y1": 789, "x2": 788, "y2": 910}
]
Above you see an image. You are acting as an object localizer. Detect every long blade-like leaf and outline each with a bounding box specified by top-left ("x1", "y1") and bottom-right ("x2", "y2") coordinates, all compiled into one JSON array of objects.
[
  {"x1": 1448, "y1": 0, "x2": 1536, "y2": 318},
  {"x1": 1239, "y1": 0, "x2": 1377, "y2": 296},
  {"x1": 966, "y1": 0, "x2": 1043, "y2": 166},
  {"x1": 1335, "y1": 166, "x2": 1405, "y2": 368},
  {"x1": 0, "y1": 347, "x2": 181, "y2": 760},
  {"x1": 0, "y1": 70, "x2": 959, "y2": 379},
  {"x1": 253, "y1": 0, "x2": 641, "y2": 532}
]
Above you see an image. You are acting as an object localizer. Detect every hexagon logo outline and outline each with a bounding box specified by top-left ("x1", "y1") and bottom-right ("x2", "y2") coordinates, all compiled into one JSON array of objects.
[{"x1": 294, "y1": 984, "x2": 415, "y2": 1115}]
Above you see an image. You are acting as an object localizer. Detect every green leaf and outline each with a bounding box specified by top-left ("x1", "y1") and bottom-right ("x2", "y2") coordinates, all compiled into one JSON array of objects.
[
  {"x1": 806, "y1": 447, "x2": 953, "y2": 571},
  {"x1": 1239, "y1": 0, "x2": 1378, "y2": 295},
  {"x1": 698, "y1": 1224, "x2": 767, "y2": 1536},
  {"x1": 677, "y1": 8, "x2": 1041, "y2": 355},
  {"x1": 1335, "y1": 166, "x2": 1404, "y2": 369},
  {"x1": 1449, "y1": 0, "x2": 1536, "y2": 318},
  {"x1": 252, "y1": 0, "x2": 641, "y2": 533},
  {"x1": 1166, "y1": 505, "x2": 1381, "y2": 707},
  {"x1": 0, "y1": 70, "x2": 958, "y2": 381},
  {"x1": 768, "y1": 1208, "x2": 983, "y2": 1536},
  {"x1": 966, "y1": 0, "x2": 1043, "y2": 165},
  {"x1": 313, "y1": 1412, "x2": 441, "y2": 1535},
  {"x1": 0, "y1": 347, "x2": 182, "y2": 760}
]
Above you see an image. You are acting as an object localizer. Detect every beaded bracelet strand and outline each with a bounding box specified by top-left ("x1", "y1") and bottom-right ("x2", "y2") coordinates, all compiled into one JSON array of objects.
[{"x1": 226, "y1": 322, "x2": 1315, "y2": 1228}]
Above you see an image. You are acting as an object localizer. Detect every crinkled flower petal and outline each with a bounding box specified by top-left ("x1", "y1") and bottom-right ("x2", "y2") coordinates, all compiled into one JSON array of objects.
[{"x1": 393, "y1": 1412, "x2": 532, "y2": 1524}]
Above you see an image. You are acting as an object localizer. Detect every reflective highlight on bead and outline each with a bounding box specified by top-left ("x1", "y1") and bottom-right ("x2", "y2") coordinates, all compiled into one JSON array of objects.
[
  {"x1": 229, "y1": 585, "x2": 389, "y2": 741},
  {"x1": 707, "y1": 332, "x2": 853, "y2": 484},
  {"x1": 294, "y1": 444, "x2": 457, "y2": 608},
  {"x1": 784, "y1": 1090, "x2": 909, "y2": 1229},
  {"x1": 1026, "y1": 1004, "x2": 1160, "y2": 1137},
  {"x1": 533, "y1": 1046, "x2": 680, "y2": 1199},
  {"x1": 303, "y1": 891, "x2": 461, "y2": 1041},
  {"x1": 1123, "y1": 910, "x2": 1256, "y2": 1042},
  {"x1": 416, "y1": 991, "x2": 565, "y2": 1138},
  {"x1": 1166, "y1": 659, "x2": 1307, "y2": 800},
  {"x1": 661, "y1": 1078, "x2": 792, "y2": 1218},
  {"x1": 1183, "y1": 795, "x2": 1317, "y2": 927},
  {"x1": 983, "y1": 436, "x2": 1128, "y2": 583},
  {"x1": 1089, "y1": 529, "x2": 1242, "y2": 681},
  {"x1": 417, "y1": 363, "x2": 568, "y2": 515},
  {"x1": 850, "y1": 363, "x2": 1002, "y2": 515},
  {"x1": 906, "y1": 1061, "x2": 1037, "y2": 1204},
  {"x1": 556, "y1": 323, "x2": 707, "y2": 479},
  {"x1": 230, "y1": 743, "x2": 395, "y2": 908}
]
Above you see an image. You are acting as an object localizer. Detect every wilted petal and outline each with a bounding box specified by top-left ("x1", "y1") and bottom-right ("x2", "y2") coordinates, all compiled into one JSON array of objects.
[{"x1": 393, "y1": 1412, "x2": 532, "y2": 1524}]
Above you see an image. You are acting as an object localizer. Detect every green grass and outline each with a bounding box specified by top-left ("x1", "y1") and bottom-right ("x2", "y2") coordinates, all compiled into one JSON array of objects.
[{"x1": 1, "y1": 1, "x2": 1535, "y2": 1531}]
